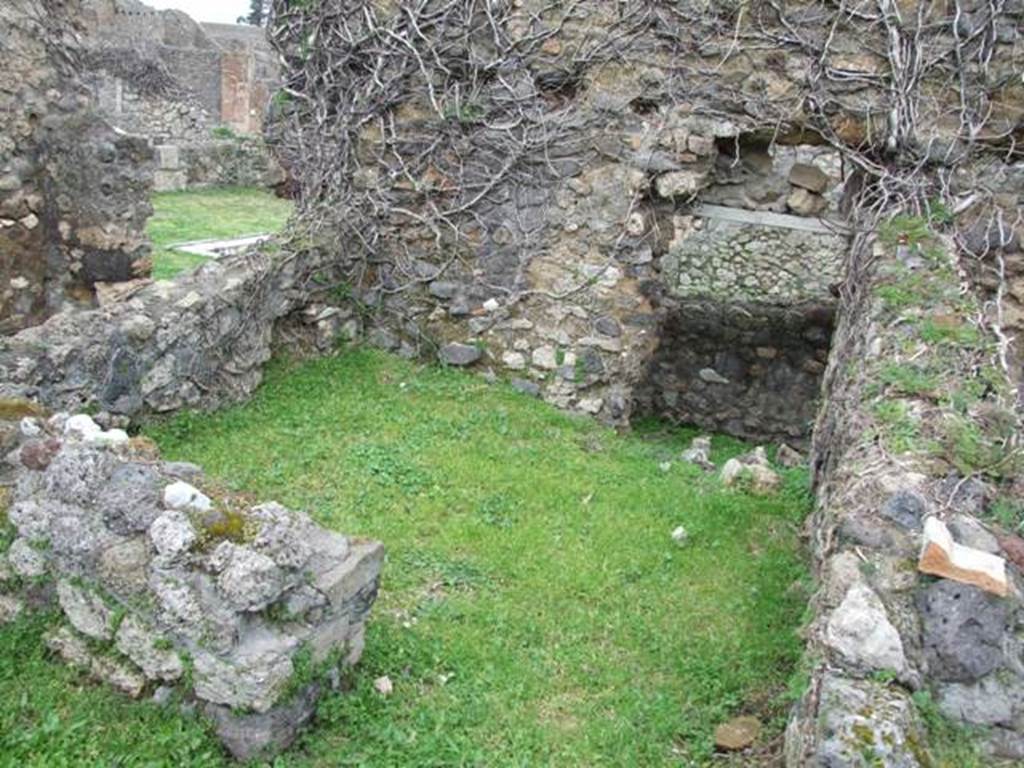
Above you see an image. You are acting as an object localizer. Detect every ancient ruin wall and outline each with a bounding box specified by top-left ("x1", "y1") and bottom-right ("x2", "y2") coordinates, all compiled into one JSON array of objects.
[
  {"x1": 79, "y1": 0, "x2": 284, "y2": 192},
  {"x1": 0, "y1": 407, "x2": 382, "y2": 761},
  {"x1": 783, "y1": 224, "x2": 1024, "y2": 765},
  {"x1": 0, "y1": 0, "x2": 154, "y2": 334}
]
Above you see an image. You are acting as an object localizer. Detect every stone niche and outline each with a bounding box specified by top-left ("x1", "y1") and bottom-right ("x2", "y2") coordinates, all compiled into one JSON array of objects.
[{"x1": 633, "y1": 204, "x2": 845, "y2": 443}]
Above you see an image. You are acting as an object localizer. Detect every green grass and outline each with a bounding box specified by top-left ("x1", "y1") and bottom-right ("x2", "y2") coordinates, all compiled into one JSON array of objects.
[
  {"x1": 147, "y1": 187, "x2": 293, "y2": 280},
  {"x1": 0, "y1": 349, "x2": 811, "y2": 766}
]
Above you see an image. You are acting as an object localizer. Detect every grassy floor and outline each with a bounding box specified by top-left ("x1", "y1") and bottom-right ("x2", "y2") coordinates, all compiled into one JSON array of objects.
[
  {"x1": 147, "y1": 186, "x2": 293, "y2": 280},
  {"x1": 0, "y1": 350, "x2": 811, "y2": 766}
]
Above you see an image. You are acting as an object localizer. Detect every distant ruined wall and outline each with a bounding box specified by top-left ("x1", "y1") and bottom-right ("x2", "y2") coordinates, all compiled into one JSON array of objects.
[
  {"x1": 0, "y1": 0, "x2": 154, "y2": 335},
  {"x1": 79, "y1": 0, "x2": 284, "y2": 191}
]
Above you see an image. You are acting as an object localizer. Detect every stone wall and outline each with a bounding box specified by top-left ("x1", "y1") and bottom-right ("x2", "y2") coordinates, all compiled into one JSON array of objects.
[
  {"x1": 784, "y1": 230, "x2": 1024, "y2": 765},
  {"x1": 0, "y1": 0, "x2": 155, "y2": 335},
  {"x1": 0, "y1": 238, "x2": 358, "y2": 416},
  {"x1": 79, "y1": 0, "x2": 283, "y2": 191},
  {"x1": 0, "y1": 407, "x2": 382, "y2": 760}
]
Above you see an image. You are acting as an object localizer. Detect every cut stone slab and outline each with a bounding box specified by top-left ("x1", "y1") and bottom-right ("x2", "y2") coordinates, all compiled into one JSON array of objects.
[
  {"x1": 714, "y1": 715, "x2": 761, "y2": 750},
  {"x1": 918, "y1": 517, "x2": 1008, "y2": 596},
  {"x1": 205, "y1": 683, "x2": 320, "y2": 762}
]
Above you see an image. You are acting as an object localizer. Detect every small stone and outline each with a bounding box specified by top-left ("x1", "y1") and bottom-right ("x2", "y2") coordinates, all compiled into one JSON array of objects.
[
  {"x1": 482, "y1": 298, "x2": 500, "y2": 313},
  {"x1": 115, "y1": 616, "x2": 184, "y2": 682},
  {"x1": 825, "y1": 583, "x2": 907, "y2": 674},
  {"x1": 64, "y1": 414, "x2": 102, "y2": 441},
  {"x1": 85, "y1": 428, "x2": 130, "y2": 448},
  {"x1": 917, "y1": 578, "x2": 1007, "y2": 682},
  {"x1": 918, "y1": 517, "x2": 1007, "y2": 596},
  {"x1": 57, "y1": 580, "x2": 115, "y2": 641},
  {"x1": 511, "y1": 379, "x2": 541, "y2": 397},
  {"x1": 714, "y1": 715, "x2": 761, "y2": 751},
  {"x1": 576, "y1": 397, "x2": 603, "y2": 415},
  {"x1": 213, "y1": 543, "x2": 286, "y2": 612},
  {"x1": 775, "y1": 443, "x2": 805, "y2": 468},
  {"x1": 947, "y1": 514, "x2": 999, "y2": 555},
  {"x1": 438, "y1": 343, "x2": 482, "y2": 367},
  {"x1": 163, "y1": 481, "x2": 213, "y2": 514},
  {"x1": 501, "y1": 351, "x2": 526, "y2": 370},
  {"x1": 698, "y1": 368, "x2": 730, "y2": 385},
  {"x1": 7, "y1": 538, "x2": 46, "y2": 578},
  {"x1": 671, "y1": 525, "x2": 688, "y2": 546},
  {"x1": 531, "y1": 346, "x2": 558, "y2": 370},
  {"x1": 0, "y1": 595, "x2": 24, "y2": 625},
  {"x1": 681, "y1": 436, "x2": 714, "y2": 471},
  {"x1": 149, "y1": 510, "x2": 197, "y2": 563},
  {"x1": 786, "y1": 187, "x2": 827, "y2": 216},
  {"x1": 374, "y1": 675, "x2": 393, "y2": 696},
  {"x1": 428, "y1": 281, "x2": 459, "y2": 300},
  {"x1": 659, "y1": 461, "x2": 672, "y2": 473},
  {"x1": 19, "y1": 417, "x2": 42, "y2": 437},
  {"x1": 121, "y1": 315, "x2": 156, "y2": 342},
  {"x1": 720, "y1": 457, "x2": 780, "y2": 495},
  {"x1": 655, "y1": 169, "x2": 707, "y2": 198},
  {"x1": 594, "y1": 317, "x2": 622, "y2": 337},
  {"x1": 20, "y1": 438, "x2": 60, "y2": 471},
  {"x1": 880, "y1": 490, "x2": 928, "y2": 531},
  {"x1": 788, "y1": 163, "x2": 830, "y2": 193}
]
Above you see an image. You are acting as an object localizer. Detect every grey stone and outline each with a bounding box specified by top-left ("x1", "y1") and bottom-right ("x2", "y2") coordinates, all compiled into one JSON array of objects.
[
  {"x1": 115, "y1": 615, "x2": 184, "y2": 682},
  {"x1": 438, "y1": 343, "x2": 482, "y2": 367},
  {"x1": 104, "y1": 462, "x2": 163, "y2": 535},
  {"x1": 428, "y1": 281, "x2": 460, "y2": 300},
  {"x1": 250, "y1": 503, "x2": 312, "y2": 570},
  {"x1": 880, "y1": 490, "x2": 928, "y2": 531},
  {"x1": 825, "y1": 583, "x2": 907, "y2": 675},
  {"x1": 204, "y1": 683, "x2": 320, "y2": 762},
  {"x1": 7, "y1": 538, "x2": 47, "y2": 578},
  {"x1": 98, "y1": 537, "x2": 150, "y2": 595},
  {"x1": 149, "y1": 510, "x2": 197, "y2": 564},
  {"x1": 213, "y1": 543, "x2": 286, "y2": 612},
  {"x1": 193, "y1": 644, "x2": 294, "y2": 714},
  {"x1": 57, "y1": 579, "x2": 115, "y2": 641},
  {"x1": 948, "y1": 514, "x2": 1000, "y2": 554},
  {"x1": 917, "y1": 579, "x2": 1007, "y2": 682},
  {"x1": 161, "y1": 461, "x2": 204, "y2": 483},
  {"x1": 0, "y1": 594, "x2": 24, "y2": 625},
  {"x1": 786, "y1": 188, "x2": 827, "y2": 216},
  {"x1": 806, "y1": 674, "x2": 927, "y2": 767},
  {"x1": 937, "y1": 676, "x2": 1022, "y2": 726},
  {"x1": 162, "y1": 480, "x2": 212, "y2": 514},
  {"x1": 511, "y1": 379, "x2": 541, "y2": 397},
  {"x1": 594, "y1": 317, "x2": 622, "y2": 337}
]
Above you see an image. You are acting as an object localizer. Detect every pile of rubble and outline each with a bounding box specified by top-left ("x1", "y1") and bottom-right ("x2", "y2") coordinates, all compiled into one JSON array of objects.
[{"x1": 0, "y1": 403, "x2": 383, "y2": 761}]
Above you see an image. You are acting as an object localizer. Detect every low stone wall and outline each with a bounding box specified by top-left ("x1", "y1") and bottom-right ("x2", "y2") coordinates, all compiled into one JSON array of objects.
[
  {"x1": 0, "y1": 241, "x2": 358, "y2": 417},
  {"x1": 784, "y1": 231, "x2": 1024, "y2": 765},
  {"x1": 0, "y1": 408, "x2": 383, "y2": 761}
]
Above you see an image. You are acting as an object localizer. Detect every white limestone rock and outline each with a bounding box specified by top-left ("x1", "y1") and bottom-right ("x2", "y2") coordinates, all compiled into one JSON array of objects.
[
  {"x1": 825, "y1": 583, "x2": 907, "y2": 675},
  {"x1": 162, "y1": 480, "x2": 212, "y2": 514}
]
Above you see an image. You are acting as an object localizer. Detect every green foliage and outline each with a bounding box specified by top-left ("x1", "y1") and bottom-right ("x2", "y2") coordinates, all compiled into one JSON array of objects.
[
  {"x1": 148, "y1": 187, "x2": 294, "y2": 280},
  {"x1": 0, "y1": 350, "x2": 811, "y2": 765},
  {"x1": 873, "y1": 400, "x2": 922, "y2": 454},
  {"x1": 210, "y1": 125, "x2": 237, "y2": 140},
  {"x1": 911, "y1": 690, "x2": 985, "y2": 767},
  {"x1": 443, "y1": 101, "x2": 487, "y2": 124},
  {"x1": 0, "y1": 612, "x2": 220, "y2": 764},
  {"x1": 144, "y1": 349, "x2": 811, "y2": 765},
  {"x1": 878, "y1": 363, "x2": 938, "y2": 398}
]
